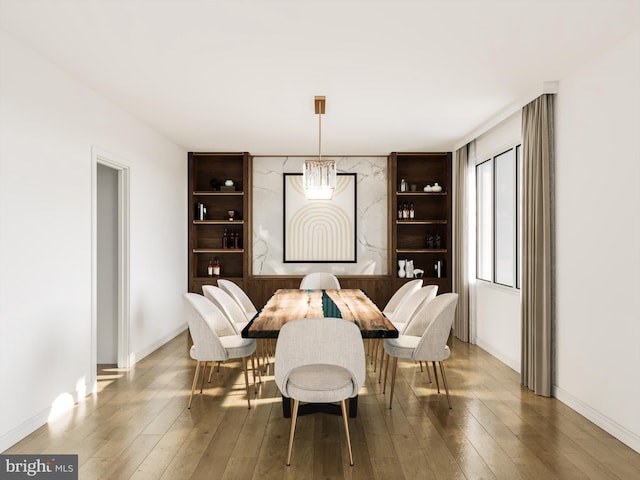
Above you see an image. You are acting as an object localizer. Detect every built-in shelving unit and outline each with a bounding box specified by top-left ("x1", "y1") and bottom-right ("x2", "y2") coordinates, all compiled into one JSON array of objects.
[
  {"x1": 389, "y1": 152, "x2": 452, "y2": 293},
  {"x1": 188, "y1": 152, "x2": 251, "y2": 293}
]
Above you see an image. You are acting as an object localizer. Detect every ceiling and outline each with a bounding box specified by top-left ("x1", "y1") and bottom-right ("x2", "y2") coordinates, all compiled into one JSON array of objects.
[{"x1": 1, "y1": 0, "x2": 639, "y2": 154}]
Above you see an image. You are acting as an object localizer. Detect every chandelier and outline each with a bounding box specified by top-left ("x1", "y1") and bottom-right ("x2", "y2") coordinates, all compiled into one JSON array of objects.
[{"x1": 303, "y1": 96, "x2": 336, "y2": 200}]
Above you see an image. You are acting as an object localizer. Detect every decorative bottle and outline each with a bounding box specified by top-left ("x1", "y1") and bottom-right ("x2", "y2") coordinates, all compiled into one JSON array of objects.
[
  {"x1": 222, "y1": 229, "x2": 229, "y2": 249},
  {"x1": 207, "y1": 259, "x2": 214, "y2": 277},
  {"x1": 409, "y1": 202, "x2": 415, "y2": 220},
  {"x1": 213, "y1": 258, "x2": 221, "y2": 276}
]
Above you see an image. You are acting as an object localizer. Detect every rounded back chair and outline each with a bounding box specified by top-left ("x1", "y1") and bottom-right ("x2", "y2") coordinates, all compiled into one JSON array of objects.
[
  {"x1": 383, "y1": 279, "x2": 423, "y2": 318},
  {"x1": 389, "y1": 284, "x2": 438, "y2": 333},
  {"x1": 202, "y1": 285, "x2": 249, "y2": 334},
  {"x1": 383, "y1": 293, "x2": 458, "y2": 409},
  {"x1": 183, "y1": 293, "x2": 258, "y2": 409},
  {"x1": 275, "y1": 317, "x2": 365, "y2": 466},
  {"x1": 299, "y1": 272, "x2": 341, "y2": 290},
  {"x1": 217, "y1": 279, "x2": 258, "y2": 320}
]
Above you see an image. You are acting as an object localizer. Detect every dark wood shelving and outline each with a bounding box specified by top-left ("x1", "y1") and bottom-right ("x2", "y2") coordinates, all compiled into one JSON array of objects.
[
  {"x1": 389, "y1": 152, "x2": 452, "y2": 293},
  {"x1": 188, "y1": 152, "x2": 252, "y2": 292}
]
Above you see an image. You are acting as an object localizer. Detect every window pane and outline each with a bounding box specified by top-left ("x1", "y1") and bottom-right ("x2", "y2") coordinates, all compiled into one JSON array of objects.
[
  {"x1": 476, "y1": 160, "x2": 493, "y2": 281},
  {"x1": 495, "y1": 149, "x2": 515, "y2": 286}
]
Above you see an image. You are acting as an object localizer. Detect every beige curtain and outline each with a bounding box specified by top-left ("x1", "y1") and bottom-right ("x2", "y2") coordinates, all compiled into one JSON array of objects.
[
  {"x1": 521, "y1": 94, "x2": 554, "y2": 397},
  {"x1": 453, "y1": 144, "x2": 469, "y2": 342}
]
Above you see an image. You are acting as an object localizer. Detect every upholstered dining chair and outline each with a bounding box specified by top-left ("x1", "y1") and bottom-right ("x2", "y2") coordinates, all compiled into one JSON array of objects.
[
  {"x1": 299, "y1": 272, "x2": 341, "y2": 290},
  {"x1": 274, "y1": 317, "x2": 365, "y2": 466},
  {"x1": 183, "y1": 293, "x2": 260, "y2": 409},
  {"x1": 377, "y1": 285, "x2": 438, "y2": 381},
  {"x1": 202, "y1": 285, "x2": 249, "y2": 333},
  {"x1": 217, "y1": 279, "x2": 258, "y2": 321},
  {"x1": 383, "y1": 279, "x2": 423, "y2": 318},
  {"x1": 383, "y1": 293, "x2": 458, "y2": 409}
]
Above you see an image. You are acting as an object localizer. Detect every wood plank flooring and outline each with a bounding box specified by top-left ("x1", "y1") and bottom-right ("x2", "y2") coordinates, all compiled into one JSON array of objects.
[{"x1": 5, "y1": 332, "x2": 639, "y2": 479}]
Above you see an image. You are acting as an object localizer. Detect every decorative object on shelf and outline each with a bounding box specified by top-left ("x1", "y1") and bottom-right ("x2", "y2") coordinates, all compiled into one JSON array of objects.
[
  {"x1": 303, "y1": 96, "x2": 336, "y2": 200},
  {"x1": 409, "y1": 202, "x2": 415, "y2": 219},
  {"x1": 410, "y1": 184, "x2": 417, "y2": 192},
  {"x1": 414, "y1": 268, "x2": 424, "y2": 278},
  {"x1": 207, "y1": 259, "x2": 214, "y2": 277},
  {"x1": 220, "y1": 179, "x2": 236, "y2": 192},
  {"x1": 196, "y1": 202, "x2": 206, "y2": 221},
  {"x1": 406, "y1": 259, "x2": 414, "y2": 278},
  {"x1": 434, "y1": 232, "x2": 441, "y2": 249},
  {"x1": 432, "y1": 182, "x2": 442, "y2": 192},
  {"x1": 209, "y1": 177, "x2": 220, "y2": 191},
  {"x1": 227, "y1": 210, "x2": 235, "y2": 221},
  {"x1": 424, "y1": 184, "x2": 433, "y2": 192},
  {"x1": 213, "y1": 257, "x2": 221, "y2": 276},
  {"x1": 426, "y1": 232, "x2": 434, "y2": 249},
  {"x1": 397, "y1": 259, "x2": 406, "y2": 278},
  {"x1": 434, "y1": 259, "x2": 444, "y2": 279},
  {"x1": 399, "y1": 178, "x2": 408, "y2": 192},
  {"x1": 222, "y1": 229, "x2": 229, "y2": 249}
]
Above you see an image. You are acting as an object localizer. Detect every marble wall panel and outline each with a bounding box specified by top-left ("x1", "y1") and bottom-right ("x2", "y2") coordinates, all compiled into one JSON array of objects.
[{"x1": 252, "y1": 156, "x2": 388, "y2": 275}]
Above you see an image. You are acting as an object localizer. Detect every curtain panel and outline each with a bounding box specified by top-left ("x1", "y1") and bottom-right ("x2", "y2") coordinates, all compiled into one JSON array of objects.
[
  {"x1": 521, "y1": 94, "x2": 555, "y2": 397},
  {"x1": 453, "y1": 144, "x2": 469, "y2": 342}
]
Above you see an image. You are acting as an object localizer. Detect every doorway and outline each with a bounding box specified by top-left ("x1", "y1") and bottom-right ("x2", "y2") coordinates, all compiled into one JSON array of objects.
[{"x1": 91, "y1": 147, "x2": 130, "y2": 390}]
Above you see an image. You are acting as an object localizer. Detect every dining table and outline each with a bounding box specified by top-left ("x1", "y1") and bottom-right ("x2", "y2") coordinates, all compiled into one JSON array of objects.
[{"x1": 241, "y1": 288, "x2": 398, "y2": 417}]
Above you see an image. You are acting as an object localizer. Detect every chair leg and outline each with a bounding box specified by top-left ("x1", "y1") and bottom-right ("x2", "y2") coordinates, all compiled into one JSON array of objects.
[
  {"x1": 286, "y1": 399, "x2": 300, "y2": 466},
  {"x1": 378, "y1": 350, "x2": 386, "y2": 384},
  {"x1": 253, "y1": 353, "x2": 263, "y2": 385},
  {"x1": 439, "y1": 362, "x2": 452, "y2": 409},
  {"x1": 242, "y1": 357, "x2": 251, "y2": 409},
  {"x1": 389, "y1": 357, "x2": 398, "y2": 409},
  {"x1": 251, "y1": 355, "x2": 258, "y2": 393},
  {"x1": 432, "y1": 361, "x2": 440, "y2": 393},
  {"x1": 341, "y1": 399, "x2": 354, "y2": 466},
  {"x1": 208, "y1": 361, "x2": 216, "y2": 382},
  {"x1": 419, "y1": 360, "x2": 424, "y2": 372},
  {"x1": 188, "y1": 361, "x2": 201, "y2": 409},
  {"x1": 426, "y1": 362, "x2": 432, "y2": 383},
  {"x1": 200, "y1": 361, "x2": 209, "y2": 393},
  {"x1": 372, "y1": 340, "x2": 379, "y2": 371},
  {"x1": 383, "y1": 352, "x2": 391, "y2": 394}
]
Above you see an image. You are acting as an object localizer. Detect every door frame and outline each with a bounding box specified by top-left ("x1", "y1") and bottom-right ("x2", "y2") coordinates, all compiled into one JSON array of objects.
[{"x1": 91, "y1": 146, "x2": 131, "y2": 389}]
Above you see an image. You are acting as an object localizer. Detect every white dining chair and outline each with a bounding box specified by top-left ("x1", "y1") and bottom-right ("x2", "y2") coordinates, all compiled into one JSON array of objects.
[
  {"x1": 299, "y1": 272, "x2": 341, "y2": 290},
  {"x1": 183, "y1": 293, "x2": 260, "y2": 409},
  {"x1": 217, "y1": 279, "x2": 258, "y2": 321},
  {"x1": 377, "y1": 285, "x2": 439, "y2": 381},
  {"x1": 202, "y1": 285, "x2": 249, "y2": 333},
  {"x1": 383, "y1": 293, "x2": 458, "y2": 409},
  {"x1": 275, "y1": 317, "x2": 365, "y2": 466},
  {"x1": 383, "y1": 279, "x2": 423, "y2": 318}
]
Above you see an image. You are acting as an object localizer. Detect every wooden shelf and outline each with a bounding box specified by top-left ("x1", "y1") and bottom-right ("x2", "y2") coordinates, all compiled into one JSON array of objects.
[
  {"x1": 396, "y1": 191, "x2": 447, "y2": 196},
  {"x1": 396, "y1": 248, "x2": 447, "y2": 254},
  {"x1": 193, "y1": 191, "x2": 244, "y2": 196},
  {"x1": 396, "y1": 220, "x2": 447, "y2": 225},
  {"x1": 193, "y1": 220, "x2": 245, "y2": 225},
  {"x1": 193, "y1": 249, "x2": 245, "y2": 254}
]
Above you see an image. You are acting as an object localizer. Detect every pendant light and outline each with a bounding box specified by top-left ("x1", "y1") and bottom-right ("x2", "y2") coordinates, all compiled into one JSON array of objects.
[{"x1": 303, "y1": 96, "x2": 336, "y2": 200}]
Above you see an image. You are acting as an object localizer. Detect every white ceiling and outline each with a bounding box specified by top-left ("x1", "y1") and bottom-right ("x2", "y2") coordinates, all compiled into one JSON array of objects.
[{"x1": 1, "y1": 0, "x2": 639, "y2": 154}]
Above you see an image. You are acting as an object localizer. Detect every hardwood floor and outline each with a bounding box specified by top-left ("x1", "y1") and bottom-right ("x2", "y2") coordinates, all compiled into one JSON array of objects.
[{"x1": 5, "y1": 332, "x2": 639, "y2": 479}]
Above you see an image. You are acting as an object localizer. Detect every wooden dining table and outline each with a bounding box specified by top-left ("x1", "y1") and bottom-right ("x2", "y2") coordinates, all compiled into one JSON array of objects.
[
  {"x1": 241, "y1": 288, "x2": 397, "y2": 417},
  {"x1": 241, "y1": 288, "x2": 398, "y2": 339}
]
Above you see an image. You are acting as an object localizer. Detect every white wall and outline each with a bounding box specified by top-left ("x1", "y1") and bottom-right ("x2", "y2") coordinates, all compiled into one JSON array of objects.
[
  {"x1": 470, "y1": 112, "x2": 522, "y2": 371},
  {"x1": 0, "y1": 30, "x2": 187, "y2": 450},
  {"x1": 555, "y1": 30, "x2": 640, "y2": 451}
]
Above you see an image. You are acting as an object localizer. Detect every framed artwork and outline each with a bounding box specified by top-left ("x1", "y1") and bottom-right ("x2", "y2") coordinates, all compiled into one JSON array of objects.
[{"x1": 283, "y1": 173, "x2": 357, "y2": 263}]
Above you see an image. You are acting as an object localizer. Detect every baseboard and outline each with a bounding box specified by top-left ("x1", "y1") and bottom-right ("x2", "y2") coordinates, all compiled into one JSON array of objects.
[
  {"x1": 0, "y1": 408, "x2": 50, "y2": 453},
  {"x1": 474, "y1": 336, "x2": 520, "y2": 373},
  {"x1": 553, "y1": 385, "x2": 640, "y2": 454},
  {"x1": 130, "y1": 322, "x2": 188, "y2": 365}
]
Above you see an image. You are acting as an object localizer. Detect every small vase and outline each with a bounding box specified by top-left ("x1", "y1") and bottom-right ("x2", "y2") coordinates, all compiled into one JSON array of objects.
[{"x1": 397, "y1": 260, "x2": 406, "y2": 278}]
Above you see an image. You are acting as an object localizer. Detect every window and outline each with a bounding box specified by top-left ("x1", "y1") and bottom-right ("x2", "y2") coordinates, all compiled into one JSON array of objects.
[{"x1": 476, "y1": 145, "x2": 521, "y2": 287}]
